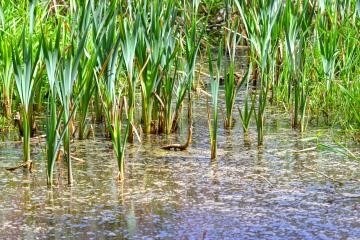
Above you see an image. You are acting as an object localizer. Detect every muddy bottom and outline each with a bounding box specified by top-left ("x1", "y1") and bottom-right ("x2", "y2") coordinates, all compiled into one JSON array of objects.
[{"x1": 0, "y1": 101, "x2": 359, "y2": 239}]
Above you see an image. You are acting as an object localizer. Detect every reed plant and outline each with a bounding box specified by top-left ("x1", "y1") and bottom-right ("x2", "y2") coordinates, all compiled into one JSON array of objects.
[
  {"x1": 12, "y1": 38, "x2": 39, "y2": 168},
  {"x1": 160, "y1": 51, "x2": 179, "y2": 134},
  {"x1": 223, "y1": 26, "x2": 238, "y2": 129},
  {"x1": 238, "y1": 65, "x2": 253, "y2": 133},
  {"x1": 111, "y1": 100, "x2": 129, "y2": 181},
  {"x1": 118, "y1": 11, "x2": 139, "y2": 142},
  {"x1": 11, "y1": 0, "x2": 40, "y2": 169},
  {"x1": 91, "y1": 1, "x2": 129, "y2": 179},
  {"x1": 338, "y1": 22, "x2": 359, "y2": 81},
  {"x1": 91, "y1": 0, "x2": 120, "y2": 133},
  {"x1": 282, "y1": 0, "x2": 314, "y2": 132},
  {"x1": 0, "y1": 37, "x2": 14, "y2": 118},
  {"x1": 238, "y1": 94, "x2": 253, "y2": 134},
  {"x1": 0, "y1": 6, "x2": 3, "y2": 26},
  {"x1": 0, "y1": 0, "x2": 360, "y2": 185},
  {"x1": 57, "y1": 61, "x2": 75, "y2": 184},
  {"x1": 208, "y1": 46, "x2": 221, "y2": 159},
  {"x1": 43, "y1": 28, "x2": 61, "y2": 186},
  {"x1": 45, "y1": 92, "x2": 60, "y2": 186},
  {"x1": 95, "y1": 62, "x2": 128, "y2": 180},
  {"x1": 338, "y1": 83, "x2": 360, "y2": 130},
  {"x1": 56, "y1": 12, "x2": 89, "y2": 184},
  {"x1": 223, "y1": 26, "x2": 253, "y2": 130},
  {"x1": 235, "y1": 0, "x2": 281, "y2": 145},
  {"x1": 77, "y1": 58, "x2": 95, "y2": 140},
  {"x1": 97, "y1": 71, "x2": 129, "y2": 179},
  {"x1": 135, "y1": 0, "x2": 177, "y2": 134},
  {"x1": 43, "y1": 29, "x2": 75, "y2": 186},
  {"x1": 170, "y1": 1, "x2": 203, "y2": 133},
  {"x1": 316, "y1": 7, "x2": 339, "y2": 91}
]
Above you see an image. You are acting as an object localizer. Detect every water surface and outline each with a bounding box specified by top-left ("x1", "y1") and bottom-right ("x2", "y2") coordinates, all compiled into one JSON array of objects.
[{"x1": 0, "y1": 100, "x2": 359, "y2": 240}]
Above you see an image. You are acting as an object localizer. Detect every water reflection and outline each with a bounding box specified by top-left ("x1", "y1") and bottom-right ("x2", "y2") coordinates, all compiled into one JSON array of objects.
[{"x1": 0, "y1": 102, "x2": 359, "y2": 239}]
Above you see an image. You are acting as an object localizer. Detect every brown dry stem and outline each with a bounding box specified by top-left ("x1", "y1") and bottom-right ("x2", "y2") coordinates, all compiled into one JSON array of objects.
[{"x1": 161, "y1": 94, "x2": 192, "y2": 151}]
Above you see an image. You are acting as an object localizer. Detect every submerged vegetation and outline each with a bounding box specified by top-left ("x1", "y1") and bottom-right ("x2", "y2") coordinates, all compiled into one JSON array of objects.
[{"x1": 0, "y1": 0, "x2": 359, "y2": 185}]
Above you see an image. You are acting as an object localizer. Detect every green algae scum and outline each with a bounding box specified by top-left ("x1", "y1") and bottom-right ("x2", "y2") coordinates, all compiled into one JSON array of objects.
[{"x1": 0, "y1": 0, "x2": 359, "y2": 239}]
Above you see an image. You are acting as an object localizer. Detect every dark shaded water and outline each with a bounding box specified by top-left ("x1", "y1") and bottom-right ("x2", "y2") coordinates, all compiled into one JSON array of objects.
[{"x1": 0, "y1": 99, "x2": 359, "y2": 239}]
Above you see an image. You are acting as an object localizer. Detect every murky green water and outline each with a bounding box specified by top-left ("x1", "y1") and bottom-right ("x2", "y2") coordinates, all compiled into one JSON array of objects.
[{"x1": 0, "y1": 98, "x2": 359, "y2": 239}]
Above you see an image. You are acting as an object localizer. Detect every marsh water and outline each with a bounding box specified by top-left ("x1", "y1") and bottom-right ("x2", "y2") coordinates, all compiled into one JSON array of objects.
[{"x1": 0, "y1": 96, "x2": 360, "y2": 239}]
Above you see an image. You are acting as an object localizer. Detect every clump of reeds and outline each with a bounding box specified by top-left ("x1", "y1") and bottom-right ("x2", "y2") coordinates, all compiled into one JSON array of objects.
[
  {"x1": 1, "y1": 0, "x2": 360, "y2": 185},
  {"x1": 11, "y1": 0, "x2": 40, "y2": 170}
]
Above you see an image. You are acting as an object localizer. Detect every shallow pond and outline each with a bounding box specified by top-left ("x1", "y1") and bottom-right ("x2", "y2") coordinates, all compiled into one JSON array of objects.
[{"x1": 0, "y1": 98, "x2": 359, "y2": 240}]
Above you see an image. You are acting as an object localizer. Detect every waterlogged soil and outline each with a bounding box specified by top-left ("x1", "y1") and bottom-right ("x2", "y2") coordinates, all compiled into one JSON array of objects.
[{"x1": 0, "y1": 100, "x2": 359, "y2": 239}]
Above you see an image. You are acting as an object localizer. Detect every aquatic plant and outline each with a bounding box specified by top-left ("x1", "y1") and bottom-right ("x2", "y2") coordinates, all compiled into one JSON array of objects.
[
  {"x1": 91, "y1": 1, "x2": 130, "y2": 180},
  {"x1": 76, "y1": 58, "x2": 95, "y2": 140},
  {"x1": 42, "y1": 0, "x2": 90, "y2": 187},
  {"x1": 316, "y1": 7, "x2": 339, "y2": 91},
  {"x1": 338, "y1": 25, "x2": 359, "y2": 81},
  {"x1": 118, "y1": 9, "x2": 138, "y2": 143},
  {"x1": 282, "y1": 0, "x2": 314, "y2": 132},
  {"x1": 0, "y1": 0, "x2": 360, "y2": 187},
  {"x1": 11, "y1": 0, "x2": 40, "y2": 169},
  {"x1": 112, "y1": 101, "x2": 129, "y2": 181},
  {"x1": 170, "y1": 1, "x2": 203, "y2": 134},
  {"x1": 338, "y1": 83, "x2": 360, "y2": 130},
  {"x1": 97, "y1": 69, "x2": 129, "y2": 180},
  {"x1": 0, "y1": 37, "x2": 13, "y2": 119},
  {"x1": 13, "y1": 35, "x2": 40, "y2": 168},
  {"x1": 208, "y1": 46, "x2": 222, "y2": 159},
  {"x1": 43, "y1": 28, "x2": 61, "y2": 186},
  {"x1": 91, "y1": 0, "x2": 120, "y2": 134},
  {"x1": 56, "y1": 5, "x2": 89, "y2": 184},
  {"x1": 95, "y1": 56, "x2": 128, "y2": 180},
  {"x1": 236, "y1": 0, "x2": 281, "y2": 145},
  {"x1": 238, "y1": 65, "x2": 253, "y2": 134},
  {"x1": 223, "y1": 26, "x2": 239, "y2": 129},
  {"x1": 157, "y1": 45, "x2": 179, "y2": 134},
  {"x1": 138, "y1": 0, "x2": 179, "y2": 134}
]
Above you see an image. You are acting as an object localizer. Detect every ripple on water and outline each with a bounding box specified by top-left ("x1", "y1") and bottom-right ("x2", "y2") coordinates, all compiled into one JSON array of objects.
[{"x1": 0, "y1": 104, "x2": 359, "y2": 239}]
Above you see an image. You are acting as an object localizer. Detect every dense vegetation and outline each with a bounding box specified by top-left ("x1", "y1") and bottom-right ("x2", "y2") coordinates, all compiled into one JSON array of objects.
[{"x1": 0, "y1": 0, "x2": 359, "y2": 186}]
